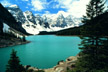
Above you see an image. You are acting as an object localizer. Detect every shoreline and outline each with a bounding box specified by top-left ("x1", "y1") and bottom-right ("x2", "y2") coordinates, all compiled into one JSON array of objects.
[
  {"x1": 56, "y1": 35, "x2": 81, "y2": 37},
  {"x1": 25, "y1": 55, "x2": 79, "y2": 72},
  {"x1": 0, "y1": 41, "x2": 30, "y2": 48},
  {"x1": 0, "y1": 35, "x2": 31, "y2": 48}
]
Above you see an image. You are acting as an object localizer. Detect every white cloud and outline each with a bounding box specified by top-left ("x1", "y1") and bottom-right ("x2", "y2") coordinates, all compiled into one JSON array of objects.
[
  {"x1": 56, "y1": 0, "x2": 90, "y2": 18},
  {"x1": 26, "y1": 6, "x2": 28, "y2": 8},
  {"x1": 68, "y1": 0, "x2": 90, "y2": 18},
  {"x1": 27, "y1": 3, "x2": 31, "y2": 6},
  {"x1": 52, "y1": 4, "x2": 60, "y2": 9},
  {"x1": 1, "y1": 0, "x2": 12, "y2": 7},
  {"x1": 44, "y1": 11, "x2": 50, "y2": 14},
  {"x1": 30, "y1": 0, "x2": 90, "y2": 17},
  {"x1": 22, "y1": 0, "x2": 28, "y2": 1},
  {"x1": 31, "y1": 0, "x2": 47, "y2": 11}
]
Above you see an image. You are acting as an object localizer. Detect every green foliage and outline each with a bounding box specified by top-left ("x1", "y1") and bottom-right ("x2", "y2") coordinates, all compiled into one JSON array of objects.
[
  {"x1": 71, "y1": 0, "x2": 108, "y2": 72},
  {"x1": 6, "y1": 49, "x2": 25, "y2": 72},
  {"x1": 56, "y1": 27, "x2": 81, "y2": 36},
  {"x1": 67, "y1": 12, "x2": 108, "y2": 71},
  {"x1": 0, "y1": 20, "x2": 3, "y2": 34},
  {"x1": 26, "y1": 69, "x2": 33, "y2": 72},
  {"x1": 26, "y1": 69, "x2": 44, "y2": 72},
  {"x1": 0, "y1": 31, "x2": 22, "y2": 41},
  {"x1": 22, "y1": 36, "x2": 26, "y2": 42},
  {"x1": 76, "y1": 36, "x2": 108, "y2": 71},
  {"x1": 36, "y1": 70, "x2": 44, "y2": 72},
  {"x1": 82, "y1": 0, "x2": 106, "y2": 24},
  {"x1": 67, "y1": 69, "x2": 76, "y2": 72},
  {"x1": 56, "y1": 0, "x2": 106, "y2": 36}
]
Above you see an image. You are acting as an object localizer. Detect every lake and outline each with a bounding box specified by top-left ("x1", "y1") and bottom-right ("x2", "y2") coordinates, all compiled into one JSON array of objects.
[{"x1": 0, "y1": 35, "x2": 81, "y2": 72}]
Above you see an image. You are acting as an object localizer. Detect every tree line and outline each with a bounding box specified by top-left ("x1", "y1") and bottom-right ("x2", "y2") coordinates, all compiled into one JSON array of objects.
[{"x1": 68, "y1": 0, "x2": 108, "y2": 72}]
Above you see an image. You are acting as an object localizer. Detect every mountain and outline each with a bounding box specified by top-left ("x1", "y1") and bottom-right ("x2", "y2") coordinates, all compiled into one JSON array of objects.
[
  {"x1": 7, "y1": 5, "x2": 26, "y2": 24},
  {"x1": 6, "y1": 5, "x2": 39, "y2": 34},
  {"x1": 6, "y1": 4, "x2": 82, "y2": 35},
  {"x1": 6, "y1": 5, "x2": 50, "y2": 34},
  {"x1": 65, "y1": 15, "x2": 75, "y2": 27},
  {"x1": 71, "y1": 17, "x2": 83, "y2": 27},
  {"x1": 0, "y1": 3, "x2": 28, "y2": 35},
  {"x1": 35, "y1": 14, "x2": 43, "y2": 25},
  {"x1": 56, "y1": 11, "x2": 108, "y2": 36},
  {"x1": 42, "y1": 13, "x2": 82, "y2": 31},
  {"x1": 51, "y1": 13, "x2": 67, "y2": 28},
  {"x1": 3, "y1": 23, "x2": 10, "y2": 32},
  {"x1": 24, "y1": 11, "x2": 36, "y2": 25}
]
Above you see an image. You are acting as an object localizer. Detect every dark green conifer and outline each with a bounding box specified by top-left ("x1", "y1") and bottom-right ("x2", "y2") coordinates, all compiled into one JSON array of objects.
[
  {"x1": 22, "y1": 36, "x2": 26, "y2": 42},
  {"x1": 6, "y1": 49, "x2": 25, "y2": 72},
  {"x1": 82, "y1": 0, "x2": 106, "y2": 24},
  {"x1": 0, "y1": 19, "x2": 3, "y2": 34},
  {"x1": 74, "y1": 0, "x2": 108, "y2": 72}
]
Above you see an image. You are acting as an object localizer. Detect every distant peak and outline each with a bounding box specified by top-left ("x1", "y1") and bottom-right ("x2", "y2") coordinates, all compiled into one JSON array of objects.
[
  {"x1": 35, "y1": 14, "x2": 41, "y2": 17},
  {"x1": 66, "y1": 15, "x2": 72, "y2": 18},
  {"x1": 9, "y1": 5, "x2": 18, "y2": 8},
  {"x1": 24, "y1": 11, "x2": 32, "y2": 14},
  {"x1": 57, "y1": 11, "x2": 69, "y2": 17},
  {"x1": 58, "y1": 13, "x2": 63, "y2": 16}
]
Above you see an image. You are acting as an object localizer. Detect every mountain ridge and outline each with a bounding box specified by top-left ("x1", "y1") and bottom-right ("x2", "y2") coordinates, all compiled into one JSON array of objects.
[
  {"x1": 6, "y1": 4, "x2": 82, "y2": 35},
  {"x1": 0, "y1": 3, "x2": 28, "y2": 35}
]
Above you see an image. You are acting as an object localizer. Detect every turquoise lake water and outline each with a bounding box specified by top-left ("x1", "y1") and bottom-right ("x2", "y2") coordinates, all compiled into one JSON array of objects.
[{"x1": 0, "y1": 35, "x2": 81, "y2": 72}]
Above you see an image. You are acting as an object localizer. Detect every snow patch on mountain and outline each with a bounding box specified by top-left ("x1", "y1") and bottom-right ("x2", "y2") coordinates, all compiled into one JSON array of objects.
[
  {"x1": 6, "y1": 5, "x2": 82, "y2": 35},
  {"x1": 3, "y1": 23, "x2": 10, "y2": 32},
  {"x1": 22, "y1": 24, "x2": 39, "y2": 35}
]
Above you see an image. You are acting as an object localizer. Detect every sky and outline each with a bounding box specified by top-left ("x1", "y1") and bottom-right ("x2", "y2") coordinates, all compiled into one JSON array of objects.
[{"x1": 0, "y1": 0, "x2": 108, "y2": 18}]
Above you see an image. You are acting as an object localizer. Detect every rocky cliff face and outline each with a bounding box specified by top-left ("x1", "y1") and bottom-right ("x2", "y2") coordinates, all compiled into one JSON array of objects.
[
  {"x1": 51, "y1": 13, "x2": 67, "y2": 28},
  {"x1": 65, "y1": 15, "x2": 75, "y2": 27},
  {"x1": 0, "y1": 3, "x2": 28, "y2": 35},
  {"x1": 6, "y1": 4, "x2": 82, "y2": 35},
  {"x1": 7, "y1": 5, "x2": 26, "y2": 24},
  {"x1": 24, "y1": 11, "x2": 36, "y2": 25}
]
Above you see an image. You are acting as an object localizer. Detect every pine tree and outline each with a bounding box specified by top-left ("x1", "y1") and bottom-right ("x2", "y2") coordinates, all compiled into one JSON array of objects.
[
  {"x1": 22, "y1": 36, "x2": 26, "y2": 42},
  {"x1": 6, "y1": 49, "x2": 25, "y2": 72},
  {"x1": 0, "y1": 19, "x2": 3, "y2": 34},
  {"x1": 82, "y1": 0, "x2": 106, "y2": 24},
  {"x1": 73, "y1": 0, "x2": 108, "y2": 72}
]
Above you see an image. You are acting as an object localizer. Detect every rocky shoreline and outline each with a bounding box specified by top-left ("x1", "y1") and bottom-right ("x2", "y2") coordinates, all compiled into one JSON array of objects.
[
  {"x1": 0, "y1": 37, "x2": 30, "y2": 48},
  {"x1": 25, "y1": 56, "x2": 79, "y2": 72}
]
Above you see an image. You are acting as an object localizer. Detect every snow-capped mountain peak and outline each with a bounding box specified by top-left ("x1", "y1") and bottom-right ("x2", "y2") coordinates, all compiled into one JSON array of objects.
[
  {"x1": 23, "y1": 11, "x2": 36, "y2": 25},
  {"x1": 6, "y1": 4, "x2": 82, "y2": 35},
  {"x1": 24, "y1": 11, "x2": 33, "y2": 15}
]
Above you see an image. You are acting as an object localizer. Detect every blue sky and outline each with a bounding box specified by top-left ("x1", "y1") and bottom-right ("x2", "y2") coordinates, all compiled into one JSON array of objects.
[{"x1": 0, "y1": 0, "x2": 108, "y2": 18}]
